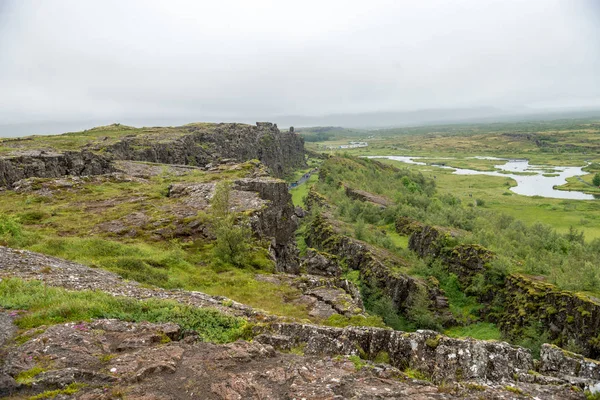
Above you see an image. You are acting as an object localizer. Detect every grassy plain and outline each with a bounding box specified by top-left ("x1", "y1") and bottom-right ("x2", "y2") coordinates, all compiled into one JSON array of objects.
[{"x1": 304, "y1": 118, "x2": 600, "y2": 240}]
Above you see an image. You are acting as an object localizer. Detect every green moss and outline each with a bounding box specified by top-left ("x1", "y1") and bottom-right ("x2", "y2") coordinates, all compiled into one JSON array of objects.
[
  {"x1": 504, "y1": 385, "x2": 524, "y2": 395},
  {"x1": 373, "y1": 351, "x2": 391, "y2": 364},
  {"x1": 97, "y1": 354, "x2": 115, "y2": 363},
  {"x1": 464, "y1": 382, "x2": 486, "y2": 391},
  {"x1": 403, "y1": 367, "x2": 430, "y2": 381},
  {"x1": 28, "y1": 383, "x2": 87, "y2": 399},
  {"x1": 348, "y1": 355, "x2": 370, "y2": 371},
  {"x1": 425, "y1": 336, "x2": 441, "y2": 349},
  {"x1": 15, "y1": 365, "x2": 46, "y2": 385},
  {"x1": 287, "y1": 343, "x2": 306, "y2": 356}
]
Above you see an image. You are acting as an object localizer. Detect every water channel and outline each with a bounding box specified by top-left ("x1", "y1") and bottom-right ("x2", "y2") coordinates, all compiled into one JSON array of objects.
[{"x1": 369, "y1": 156, "x2": 597, "y2": 200}]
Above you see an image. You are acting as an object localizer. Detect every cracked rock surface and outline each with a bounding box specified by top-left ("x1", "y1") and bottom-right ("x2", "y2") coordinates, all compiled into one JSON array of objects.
[{"x1": 0, "y1": 317, "x2": 587, "y2": 399}]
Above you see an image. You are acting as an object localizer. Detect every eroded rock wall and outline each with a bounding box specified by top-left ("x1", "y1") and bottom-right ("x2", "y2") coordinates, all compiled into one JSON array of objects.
[
  {"x1": 256, "y1": 323, "x2": 535, "y2": 383},
  {"x1": 233, "y1": 178, "x2": 300, "y2": 273},
  {"x1": 406, "y1": 220, "x2": 600, "y2": 360},
  {"x1": 306, "y1": 213, "x2": 452, "y2": 323},
  {"x1": 0, "y1": 151, "x2": 113, "y2": 187},
  {"x1": 502, "y1": 274, "x2": 600, "y2": 359},
  {"x1": 106, "y1": 122, "x2": 306, "y2": 177}
]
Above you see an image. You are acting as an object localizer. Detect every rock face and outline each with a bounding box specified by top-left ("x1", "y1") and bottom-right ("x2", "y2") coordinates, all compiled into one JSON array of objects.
[
  {"x1": 106, "y1": 122, "x2": 306, "y2": 177},
  {"x1": 501, "y1": 274, "x2": 600, "y2": 359},
  {"x1": 2, "y1": 318, "x2": 586, "y2": 400},
  {"x1": 395, "y1": 216, "x2": 425, "y2": 235},
  {"x1": 233, "y1": 178, "x2": 300, "y2": 273},
  {"x1": 165, "y1": 177, "x2": 299, "y2": 273},
  {"x1": 0, "y1": 123, "x2": 306, "y2": 188},
  {"x1": 540, "y1": 344, "x2": 600, "y2": 381},
  {"x1": 256, "y1": 323, "x2": 533, "y2": 383},
  {"x1": 344, "y1": 185, "x2": 393, "y2": 208},
  {"x1": 302, "y1": 248, "x2": 341, "y2": 277},
  {"x1": 408, "y1": 224, "x2": 462, "y2": 259},
  {"x1": 406, "y1": 221, "x2": 600, "y2": 360},
  {"x1": 306, "y1": 213, "x2": 453, "y2": 324},
  {"x1": 255, "y1": 322, "x2": 600, "y2": 395},
  {"x1": 0, "y1": 150, "x2": 113, "y2": 187}
]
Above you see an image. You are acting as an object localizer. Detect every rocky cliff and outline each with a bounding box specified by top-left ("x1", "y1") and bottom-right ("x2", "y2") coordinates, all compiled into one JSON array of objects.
[
  {"x1": 106, "y1": 122, "x2": 305, "y2": 177},
  {"x1": 306, "y1": 213, "x2": 454, "y2": 325},
  {"x1": 404, "y1": 218, "x2": 600, "y2": 360},
  {"x1": 502, "y1": 274, "x2": 600, "y2": 359},
  {"x1": 0, "y1": 150, "x2": 113, "y2": 187},
  {"x1": 0, "y1": 122, "x2": 306, "y2": 188},
  {"x1": 167, "y1": 176, "x2": 300, "y2": 273},
  {"x1": 233, "y1": 178, "x2": 300, "y2": 273}
]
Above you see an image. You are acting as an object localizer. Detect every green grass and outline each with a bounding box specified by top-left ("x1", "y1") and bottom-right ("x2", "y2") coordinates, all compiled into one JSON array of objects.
[
  {"x1": 0, "y1": 278, "x2": 247, "y2": 343},
  {"x1": 0, "y1": 164, "x2": 314, "y2": 321},
  {"x1": 15, "y1": 365, "x2": 47, "y2": 385},
  {"x1": 28, "y1": 383, "x2": 88, "y2": 399},
  {"x1": 3, "y1": 232, "x2": 311, "y2": 320},
  {"x1": 0, "y1": 123, "x2": 216, "y2": 154},
  {"x1": 290, "y1": 174, "x2": 318, "y2": 207},
  {"x1": 444, "y1": 323, "x2": 502, "y2": 341}
]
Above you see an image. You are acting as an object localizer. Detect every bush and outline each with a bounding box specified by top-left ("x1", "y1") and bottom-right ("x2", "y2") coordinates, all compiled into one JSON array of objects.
[
  {"x1": 210, "y1": 182, "x2": 253, "y2": 267},
  {"x1": 593, "y1": 173, "x2": 600, "y2": 187}
]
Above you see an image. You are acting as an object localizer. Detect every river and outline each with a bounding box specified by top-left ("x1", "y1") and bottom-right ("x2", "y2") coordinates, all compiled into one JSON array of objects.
[{"x1": 369, "y1": 156, "x2": 596, "y2": 200}]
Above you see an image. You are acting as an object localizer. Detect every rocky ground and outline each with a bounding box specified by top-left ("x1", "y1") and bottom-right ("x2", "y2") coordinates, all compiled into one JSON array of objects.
[
  {"x1": 0, "y1": 246, "x2": 366, "y2": 325},
  {"x1": 0, "y1": 317, "x2": 587, "y2": 399},
  {"x1": 0, "y1": 246, "x2": 598, "y2": 399}
]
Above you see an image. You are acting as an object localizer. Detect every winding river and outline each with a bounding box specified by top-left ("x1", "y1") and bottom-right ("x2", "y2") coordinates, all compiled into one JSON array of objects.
[{"x1": 369, "y1": 156, "x2": 596, "y2": 200}]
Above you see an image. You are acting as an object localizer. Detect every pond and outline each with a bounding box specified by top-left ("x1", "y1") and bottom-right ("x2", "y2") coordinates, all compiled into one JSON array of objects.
[{"x1": 369, "y1": 156, "x2": 596, "y2": 200}]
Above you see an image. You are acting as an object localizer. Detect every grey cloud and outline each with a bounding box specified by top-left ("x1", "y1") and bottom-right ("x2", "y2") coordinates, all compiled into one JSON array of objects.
[{"x1": 0, "y1": 0, "x2": 599, "y2": 131}]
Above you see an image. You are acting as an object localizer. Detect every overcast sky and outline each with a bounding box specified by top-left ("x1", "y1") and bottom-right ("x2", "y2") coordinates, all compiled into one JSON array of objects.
[{"x1": 0, "y1": 0, "x2": 599, "y2": 129}]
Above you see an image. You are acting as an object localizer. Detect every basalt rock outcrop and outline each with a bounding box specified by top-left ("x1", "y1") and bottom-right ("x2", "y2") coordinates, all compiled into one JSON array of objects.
[
  {"x1": 0, "y1": 122, "x2": 306, "y2": 188},
  {"x1": 301, "y1": 248, "x2": 342, "y2": 277},
  {"x1": 306, "y1": 213, "x2": 454, "y2": 325},
  {"x1": 233, "y1": 178, "x2": 300, "y2": 273},
  {"x1": 2, "y1": 318, "x2": 588, "y2": 399},
  {"x1": 106, "y1": 122, "x2": 305, "y2": 178},
  {"x1": 0, "y1": 150, "x2": 113, "y2": 187},
  {"x1": 395, "y1": 216, "x2": 425, "y2": 235},
  {"x1": 407, "y1": 223, "x2": 462, "y2": 259},
  {"x1": 167, "y1": 177, "x2": 300, "y2": 273},
  {"x1": 344, "y1": 185, "x2": 393, "y2": 208},
  {"x1": 256, "y1": 322, "x2": 599, "y2": 395},
  {"x1": 501, "y1": 274, "x2": 600, "y2": 359},
  {"x1": 405, "y1": 220, "x2": 600, "y2": 360}
]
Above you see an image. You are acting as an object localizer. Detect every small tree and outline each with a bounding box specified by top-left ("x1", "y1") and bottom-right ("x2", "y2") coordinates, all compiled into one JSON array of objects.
[
  {"x1": 210, "y1": 182, "x2": 251, "y2": 266},
  {"x1": 593, "y1": 173, "x2": 600, "y2": 187}
]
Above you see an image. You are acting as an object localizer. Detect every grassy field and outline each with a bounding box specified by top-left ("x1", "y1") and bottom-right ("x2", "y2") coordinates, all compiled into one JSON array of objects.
[
  {"x1": 376, "y1": 159, "x2": 600, "y2": 240},
  {"x1": 291, "y1": 174, "x2": 318, "y2": 206},
  {"x1": 306, "y1": 118, "x2": 600, "y2": 241},
  {"x1": 0, "y1": 163, "x2": 315, "y2": 321}
]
